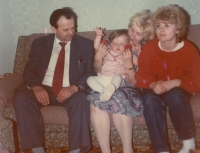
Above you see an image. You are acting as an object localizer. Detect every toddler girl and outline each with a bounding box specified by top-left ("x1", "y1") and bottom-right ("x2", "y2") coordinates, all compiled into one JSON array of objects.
[{"x1": 87, "y1": 28, "x2": 134, "y2": 102}]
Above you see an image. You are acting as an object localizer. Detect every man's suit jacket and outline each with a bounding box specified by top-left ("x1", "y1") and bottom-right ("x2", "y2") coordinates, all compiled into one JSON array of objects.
[{"x1": 23, "y1": 33, "x2": 96, "y2": 91}]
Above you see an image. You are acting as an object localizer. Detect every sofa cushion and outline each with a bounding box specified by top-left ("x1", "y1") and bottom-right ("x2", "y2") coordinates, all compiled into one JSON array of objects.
[
  {"x1": 40, "y1": 93, "x2": 200, "y2": 127},
  {"x1": 27, "y1": 30, "x2": 114, "y2": 50},
  {"x1": 190, "y1": 94, "x2": 200, "y2": 123},
  {"x1": 40, "y1": 105, "x2": 115, "y2": 127},
  {"x1": 187, "y1": 24, "x2": 200, "y2": 52},
  {"x1": 40, "y1": 106, "x2": 68, "y2": 126},
  {"x1": 15, "y1": 25, "x2": 200, "y2": 128},
  {"x1": 133, "y1": 93, "x2": 200, "y2": 126},
  {"x1": 28, "y1": 33, "x2": 50, "y2": 50}
]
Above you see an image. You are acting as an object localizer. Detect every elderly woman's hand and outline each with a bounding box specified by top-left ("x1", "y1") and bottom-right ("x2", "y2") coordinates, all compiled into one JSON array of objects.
[
  {"x1": 121, "y1": 49, "x2": 134, "y2": 69},
  {"x1": 130, "y1": 42, "x2": 142, "y2": 66},
  {"x1": 95, "y1": 43, "x2": 110, "y2": 59},
  {"x1": 131, "y1": 42, "x2": 142, "y2": 56}
]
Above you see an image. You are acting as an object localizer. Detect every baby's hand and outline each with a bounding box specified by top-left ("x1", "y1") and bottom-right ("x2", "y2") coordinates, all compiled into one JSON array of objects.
[{"x1": 94, "y1": 27, "x2": 105, "y2": 36}]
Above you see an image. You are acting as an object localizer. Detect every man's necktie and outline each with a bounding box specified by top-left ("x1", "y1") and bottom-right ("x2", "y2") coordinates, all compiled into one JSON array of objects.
[{"x1": 52, "y1": 42, "x2": 67, "y2": 96}]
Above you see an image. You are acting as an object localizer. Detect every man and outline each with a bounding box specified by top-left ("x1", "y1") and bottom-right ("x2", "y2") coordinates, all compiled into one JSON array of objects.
[{"x1": 13, "y1": 7, "x2": 96, "y2": 153}]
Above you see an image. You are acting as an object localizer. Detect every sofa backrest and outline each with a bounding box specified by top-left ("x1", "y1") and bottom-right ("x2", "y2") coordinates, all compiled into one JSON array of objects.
[
  {"x1": 13, "y1": 24, "x2": 200, "y2": 75},
  {"x1": 187, "y1": 24, "x2": 200, "y2": 52},
  {"x1": 13, "y1": 30, "x2": 113, "y2": 75}
]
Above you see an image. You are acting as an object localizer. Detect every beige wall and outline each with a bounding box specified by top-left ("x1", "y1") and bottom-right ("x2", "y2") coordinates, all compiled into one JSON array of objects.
[{"x1": 0, "y1": 0, "x2": 200, "y2": 74}]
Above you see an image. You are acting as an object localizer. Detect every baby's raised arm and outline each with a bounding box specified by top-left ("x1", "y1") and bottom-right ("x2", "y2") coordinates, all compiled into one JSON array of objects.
[{"x1": 94, "y1": 27, "x2": 105, "y2": 50}]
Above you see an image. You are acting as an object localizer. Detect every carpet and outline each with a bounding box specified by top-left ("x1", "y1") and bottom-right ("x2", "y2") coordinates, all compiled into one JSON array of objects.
[{"x1": 20, "y1": 146, "x2": 181, "y2": 153}]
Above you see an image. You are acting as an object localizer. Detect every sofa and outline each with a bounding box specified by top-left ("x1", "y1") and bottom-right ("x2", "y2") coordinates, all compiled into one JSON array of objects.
[{"x1": 0, "y1": 24, "x2": 200, "y2": 153}]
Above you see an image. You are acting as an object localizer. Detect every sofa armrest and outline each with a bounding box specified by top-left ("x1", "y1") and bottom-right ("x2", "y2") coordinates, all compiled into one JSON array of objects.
[{"x1": 0, "y1": 73, "x2": 23, "y2": 106}]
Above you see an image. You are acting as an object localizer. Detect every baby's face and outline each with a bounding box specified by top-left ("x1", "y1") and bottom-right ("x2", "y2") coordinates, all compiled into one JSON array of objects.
[{"x1": 110, "y1": 35, "x2": 129, "y2": 54}]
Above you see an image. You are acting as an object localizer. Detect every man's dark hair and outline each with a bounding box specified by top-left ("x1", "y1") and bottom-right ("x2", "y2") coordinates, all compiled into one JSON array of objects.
[{"x1": 49, "y1": 7, "x2": 78, "y2": 30}]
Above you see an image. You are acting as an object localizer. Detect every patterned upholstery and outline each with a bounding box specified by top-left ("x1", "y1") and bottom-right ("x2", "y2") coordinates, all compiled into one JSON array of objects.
[
  {"x1": 0, "y1": 118, "x2": 14, "y2": 153},
  {"x1": 0, "y1": 25, "x2": 200, "y2": 152},
  {"x1": 13, "y1": 36, "x2": 29, "y2": 75},
  {"x1": 41, "y1": 124, "x2": 200, "y2": 150}
]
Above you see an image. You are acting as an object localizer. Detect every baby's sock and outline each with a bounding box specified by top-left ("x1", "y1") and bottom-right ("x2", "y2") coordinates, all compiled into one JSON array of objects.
[
  {"x1": 100, "y1": 83, "x2": 115, "y2": 102},
  {"x1": 32, "y1": 147, "x2": 46, "y2": 153},
  {"x1": 178, "y1": 137, "x2": 195, "y2": 153}
]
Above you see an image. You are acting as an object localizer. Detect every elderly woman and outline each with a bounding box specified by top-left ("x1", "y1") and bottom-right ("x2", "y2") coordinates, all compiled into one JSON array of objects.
[
  {"x1": 135, "y1": 5, "x2": 200, "y2": 153},
  {"x1": 87, "y1": 10, "x2": 155, "y2": 153}
]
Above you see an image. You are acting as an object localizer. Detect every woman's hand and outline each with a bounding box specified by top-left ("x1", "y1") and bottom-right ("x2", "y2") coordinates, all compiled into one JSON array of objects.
[
  {"x1": 122, "y1": 49, "x2": 137, "y2": 85},
  {"x1": 95, "y1": 43, "x2": 110, "y2": 59},
  {"x1": 133, "y1": 56, "x2": 138, "y2": 66},
  {"x1": 161, "y1": 79, "x2": 181, "y2": 91},
  {"x1": 150, "y1": 79, "x2": 181, "y2": 94},
  {"x1": 121, "y1": 49, "x2": 134, "y2": 69},
  {"x1": 150, "y1": 81, "x2": 167, "y2": 94},
  {"x1": 131, "y1": 42, "x2": 142, "y2": 66},
  {"x1": 131, "y1": 42, "x2": 142, "y2": 56},
  {"x1": 94, "y1": 43, "x2": 110, "y2": 72}
]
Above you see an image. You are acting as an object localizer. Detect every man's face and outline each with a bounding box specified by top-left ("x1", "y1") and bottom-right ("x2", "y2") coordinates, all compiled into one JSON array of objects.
[{"x1": 51, "y1": 16, "x2": 75, "y2": 42}]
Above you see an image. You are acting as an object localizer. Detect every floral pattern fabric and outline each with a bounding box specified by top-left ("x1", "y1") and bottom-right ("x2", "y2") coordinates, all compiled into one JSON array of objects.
[{"x1": 87, "y1": 82, "x2": 143, "y2": 117}]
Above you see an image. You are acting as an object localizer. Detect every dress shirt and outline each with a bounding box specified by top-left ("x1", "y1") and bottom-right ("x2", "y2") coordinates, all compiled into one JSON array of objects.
[{"x1": 42, "y1": 36, "x2": 71, "y2": 87}]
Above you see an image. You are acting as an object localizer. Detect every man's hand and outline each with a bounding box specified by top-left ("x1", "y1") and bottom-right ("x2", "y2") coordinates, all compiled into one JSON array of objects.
[
  {"x1": 31, "y1": 86, "x2": 50, "y2": 106},
  {"x1": 150, "y1": 81, "x2": 167, "y2": 94},
  {"x1": 57, "y1": 85, "x2": 78, "y2": 103}
]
